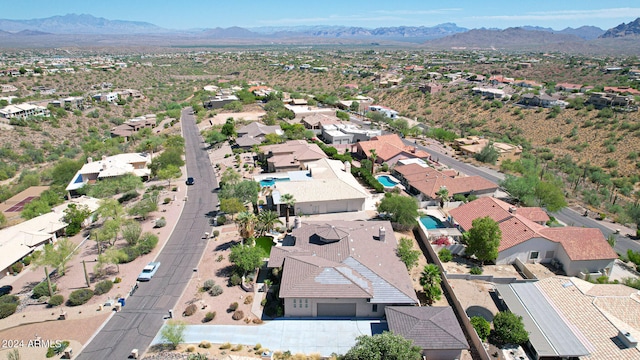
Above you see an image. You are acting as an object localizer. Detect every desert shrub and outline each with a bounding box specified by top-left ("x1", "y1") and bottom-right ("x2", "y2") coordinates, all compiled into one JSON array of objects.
[
  {"x1": 22, "y1": 255, "x2": 32, "y2": 266},
  {"x1": 244, "y1": 295, "x2": 253, "y2": 304},
  {"x1": 229, "y1": 302, "x2": 239, "y2": 311},
  {"x1": 94, "y1": 280, "x2": 113, "y2": 295},
  {"x1": 67, "y1": 288, "x2": 94, "y2": 306},
  {"x1": 232, "y1": 310, "x2": 244, "y2": 320},
  {"x1": 254, "y1": 343, "x2": 262, "y2": 351},
  {"x1": 32, "y1": 282, "x2": 56, "y2": 299},
  {"x1": 163, "y1": 197, "x2": 171, "y2": 204},
  {"x1": 154, "y1": 217, "x2": 167, "y2": 228},
  {"x1": 229, "y1": 274, "x2": 242, "y2": 286},
  {"x1": 471, "y1": 316, "x2": 491, "y2": 341},
  {"x1": 0, "y1": 300, "x2": 18, "y2": 319},
  {"x1": 114, "y1": 277, "x2": 122, "y2": 283},
  {"x1": 438, "y1": 248, "x2": 453, "y2": 262},
  {"x1": 209, "y1": 285, "x2": 223, "y2": 296},
  {"x1": 213, "y1": 230, "x2": 220, "y2": 237},
  {"x1": 219, "y1": 342, "x2": 231, "y2": 350},
  {"x1": 431, "y1": 236, "x2": 451, "y2": 246},
  {"x1": 183, "y1": 303, "x2": 197, "y2": 316},
  {"x1": 202, "y1": 279, "x2": 215, "y2": 291},
  {"x1": 45, "y1": 340, "x2": 69, "y2": 358},
  {"x1": 120, "y1": 246, "x2": 140, "y2": 263},
  {"x1": 203, "y1": 311, "x2": 216, "y2": 322},
  {"x1": 48, "y1": 295, "x2": 64, "y2": 307},
  {"x1": 185, "y1": 345, "x2": 196, "y2": 352},
  {"x1": 253, "y1": 318, "x2": 263, "y2": 324},
  {"x1": 136, "y1": 233, "x2": 158, "y2": 255},
  {"x1": 199, "y1": 341, "x2": 212, "y2": 348},
  {"x1": 470, "y1": 266, "x2": 483, "y2": 275},
  {"x1": 261, "y1": 298, "x2": 267, "y2": 307},
  {"x1": 11, "y1": 262, "x2": 23, "y2": 274},
  {"x1": 217, "y1": 215, "x2": 227, "y2": 225},
  {"x1": 118, "y1": 190, "x2": 139, "y2": 203}
]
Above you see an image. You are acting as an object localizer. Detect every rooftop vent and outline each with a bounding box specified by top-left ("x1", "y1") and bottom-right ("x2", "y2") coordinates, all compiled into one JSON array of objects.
[{"x1": 618, "y1": 330, "x2": 638, "y2": 348}]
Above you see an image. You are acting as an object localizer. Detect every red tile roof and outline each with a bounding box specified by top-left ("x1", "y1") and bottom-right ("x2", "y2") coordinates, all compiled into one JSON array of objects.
[
  {"x1": 449, "y1": 197, "x2": 617, "y2": 261},
  {"x1": 357, "y1": 134, "x2": 429, "y2": 162},
  {"x1": 394, "y1": 164, "x2": 498, "y2": 199}
]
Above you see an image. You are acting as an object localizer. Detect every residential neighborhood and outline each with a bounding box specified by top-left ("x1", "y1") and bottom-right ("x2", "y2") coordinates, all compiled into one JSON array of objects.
[{"x1": 0, "y1": 11, "x2": 640, "y2": 360}]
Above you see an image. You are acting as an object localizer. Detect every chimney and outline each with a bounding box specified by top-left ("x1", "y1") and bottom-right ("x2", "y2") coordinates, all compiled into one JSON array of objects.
[
  {"x1": 379, "y1": 227, "x2": 386, "y2": 242},
  {"x1": 294, "y1": 216, "x2": 302, "y2": 229},
  {"x1": 344, "y1": 161, "x2": 351, "y2": 173},
  {"x1": 509, "y1": 206, "x2": 517, "y2": 214},
  {"x1": 87, "y1": 157, "x2": 93, "y2": 163}
]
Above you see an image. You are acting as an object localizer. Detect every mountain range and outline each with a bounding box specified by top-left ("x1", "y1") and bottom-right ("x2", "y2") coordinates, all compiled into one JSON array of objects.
[{"x1": 0, "y1": 14, "x2": 639, "y2": 53}]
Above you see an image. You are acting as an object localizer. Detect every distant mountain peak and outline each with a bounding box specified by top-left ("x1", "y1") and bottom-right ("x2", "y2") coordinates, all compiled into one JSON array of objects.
[
  {"x1": 600, "y1": 17, "x2": 640, "y2": 38},
  {"x1": 0, "y1": 13, "x2": 168, "y2": 34}
]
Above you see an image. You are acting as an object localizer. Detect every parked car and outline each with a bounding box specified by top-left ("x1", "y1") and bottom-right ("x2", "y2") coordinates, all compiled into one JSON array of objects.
[
  {"x1": 186, "y1": 177, "x2": 195, "y2": 185},
  {"x1": 137, "y1": 262, "x2": 161, "y2": 281}
]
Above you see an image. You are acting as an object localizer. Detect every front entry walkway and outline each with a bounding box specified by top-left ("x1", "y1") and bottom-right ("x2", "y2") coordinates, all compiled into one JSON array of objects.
[{"x1": 152, "y1": 319, "x2": 385, "y2": 356}]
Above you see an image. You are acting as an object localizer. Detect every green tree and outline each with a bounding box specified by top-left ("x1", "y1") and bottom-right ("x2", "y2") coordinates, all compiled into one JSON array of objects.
[
  {"x1": 220, "y1": 167, "x2": 241, "y2": 187},
  {"x1": 377, "y1": 193, "x2": 419, "y2": 231},
  {"x1": 157, "y1": 164, "x2": 182, "y2": 188},
  {"x1": 121, "y1": 220, "x2": 142, "y2": 246},
  {"x1": 350, "y1": 101, "x2": 360, "y2": 112},
  {"x1": 396, "y1": 237, "x2": 420, "y2": 270},
  {"x1": 465, "y1": 216, "x2": 501, "y2": 264},
  {"x1": 419, "y1": 264, "x2": 442, "y2": 305},
  {"x1": 471, "y1": 316, "x2": 491, "y2": 341},
  {"x1": 475, "y1": 143, "x2": 500, "y2": 164},
  {"x1": 0, "y1": 212, "x2": 6, "y2": 229},
  {"x1": 229, "y1": 244, "x2": 266, "y2": 276},
  {"x1": 435, "y1": 186, "x2": 449, "y2": 207},
  {"x1": 257, "y1": 210, "x2": 282, "y2": 236},
  {"x1": 342, "y1": 332, "x2": 422, "y2": 360},
  {"x1": 149, "y1": 148, "x2": 185, "y2": 177},
  {"x1": 204, "y1": 130, "x2": 227, "y2": 146},
  {"x1": 160, "y1": 320, "x2": 186, "y2": 350},
  {"x1": 98, "y1": 247, "x2": 129, "y2": 273},
  {"x1": 33, "y1": 238, "x2": 78, "y2": 276},
  {"x1": 533, "y1": 180, "x2": 567, "y2": 212},
  {"x1": 128, "y1": 198, "x2": 158, "y2": 220},
  {"x1": 221, "y1": 117, "x2": 236, "y2": 138},
  {"x1": 62, "y1": 204, "x2": 92, "y2": 236},
  {"x1": 236, "y1": 211, "x2": 257, "y2": 240},
  {"x1": 280, "y1": 193, "x2": 296, "y2": 229},
  {"x1": 220, "y1": 198, "x2": 245, "y2": 219},
  {"x1": 491, "y1": 311, "x2": 529, "y2": 346}
]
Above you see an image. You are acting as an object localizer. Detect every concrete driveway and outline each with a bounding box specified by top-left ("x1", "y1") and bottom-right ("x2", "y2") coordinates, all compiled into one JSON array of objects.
[{"x1": 152, "y1": 319, "x2": 386, "y2": 356}]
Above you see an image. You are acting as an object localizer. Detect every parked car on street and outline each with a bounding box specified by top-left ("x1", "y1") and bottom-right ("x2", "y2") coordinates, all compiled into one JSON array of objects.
[{"x1": 137, "y1": 262, "x2": 160, "y2": 281}]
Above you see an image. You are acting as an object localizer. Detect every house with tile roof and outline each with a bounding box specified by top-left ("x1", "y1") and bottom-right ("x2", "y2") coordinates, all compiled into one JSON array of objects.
[
  {"x1": 257, "y1": 158, "x2": 369, "y2": 216},
  {"x1": 235, "y1": 122, "x2": 283, "y2": 148},
  {"x1": 385, "y1": 306, "x2": 469, "y2": 360},
  {"x1": 497, "y1": 277, "x2": 640, "y2": 360},
  {"x1": 300, "y1": 113, "x2": 342, "y2": 135},
  {"x1": 259, "y1": 140, "x2": 327, "y2": 172},
  {"x1": 356, "y1": 134, "x2": 430, "y2": 166},
  {"x1": 65, "y1": 153, "x2": 152, "y2": 197},
  {"x1": 393, "y1": 163, "x2": 498, "y2": 201},
  {"x1": 268, "y1": 220, "x2": 419, "y2": 318},
  {"x1": 449, "y1": 197, "x2": 617, "y2": 276},
  {"x1": 110, "y1": 115, "x2": 156, "y2": 140}
]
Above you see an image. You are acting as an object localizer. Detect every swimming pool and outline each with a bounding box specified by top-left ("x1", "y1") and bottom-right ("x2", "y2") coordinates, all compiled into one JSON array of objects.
[
  {"x1": 420, "y1": 215, "x2": 447, "y2": 229},
  {"x1": 377, "y1": 175, "x2": 398, "y2": 187},
  {"x1": 259, "y1": 177, "x2": 290, "y2": 187}
]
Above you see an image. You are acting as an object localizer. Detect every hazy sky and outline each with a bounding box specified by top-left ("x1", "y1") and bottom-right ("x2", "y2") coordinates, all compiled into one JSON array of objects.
[{"x1": 3, "y1": 1, "x2": 640, "y2": 30}]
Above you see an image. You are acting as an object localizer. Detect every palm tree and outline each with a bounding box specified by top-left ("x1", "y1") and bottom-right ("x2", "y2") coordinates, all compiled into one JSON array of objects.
[
  {"x1": 420, "y1": 264, "x2": 442, "y2": 305},
  {"x1": 257, "y1": 210, "x2": 282, "y2": 236},
  {"x1": 369, "y1": 148, "x2": 378, "y2": 173},
  {"x1": 280, "y1": 193, "x2": 296, "y2": 230},
  {"x1": 236, "y1": 211, "x2": 257, "y2": 241},
  {"x1": 435, "y1": 186, "x2": 449, "y2": 208}
]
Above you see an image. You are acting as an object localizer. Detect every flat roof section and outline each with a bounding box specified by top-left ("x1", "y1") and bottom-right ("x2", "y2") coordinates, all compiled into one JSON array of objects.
[{"x1": 496, "y1": 282, "x2": 590, "y2": 358}]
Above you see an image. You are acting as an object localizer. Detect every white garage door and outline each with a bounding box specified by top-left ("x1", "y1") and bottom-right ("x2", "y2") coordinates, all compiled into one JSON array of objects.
[{"x1": 317, "y1": 303, "x2": 356, "y2": 317}]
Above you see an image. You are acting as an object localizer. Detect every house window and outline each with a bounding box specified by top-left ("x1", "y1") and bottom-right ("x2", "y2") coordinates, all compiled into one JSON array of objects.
[
  {"x1": 372, "y1": 304, "x2": 378, "y2": 312},
  {"x1": 530, "y1": 251, "x2": 539, "y2": 260},
  {"x1": 305, "y1": 299, "x2": 308, "y2": 308},
  {"x1": 293, "y1": 299, "x2": 296, "y2": 308},
  {"x1": 545, "y1": 251, "x2": 555, "y2": 259}
]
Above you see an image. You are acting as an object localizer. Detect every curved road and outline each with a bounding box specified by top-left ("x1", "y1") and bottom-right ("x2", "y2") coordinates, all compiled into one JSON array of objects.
[
  {"x1": 350, "y1": 116, "x2": 639, "y2": 255},
  {"x1": 78, "y1": 108, "x2": 219, "y2": 359}
]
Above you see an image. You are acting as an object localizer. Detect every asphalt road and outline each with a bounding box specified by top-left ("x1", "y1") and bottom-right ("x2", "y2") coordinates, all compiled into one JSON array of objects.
[
  {"x1": 350, "y1": 116, "x2": 640, "y2": 255},
  {"x1": 78, "y1": 108, "x2": 219, "y2": 359}
]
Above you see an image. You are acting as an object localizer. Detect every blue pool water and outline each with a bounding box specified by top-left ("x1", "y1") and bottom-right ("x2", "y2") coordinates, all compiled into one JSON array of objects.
[
  {"x1": 420, "y1": 215, "x2": 446, "y2": 229},
  {"x1": 377, "y1": 175, "x2": 398, "y2": 187},
  {"x1": 259, "y1": 177, "x2": 290, "y2": 187}
]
